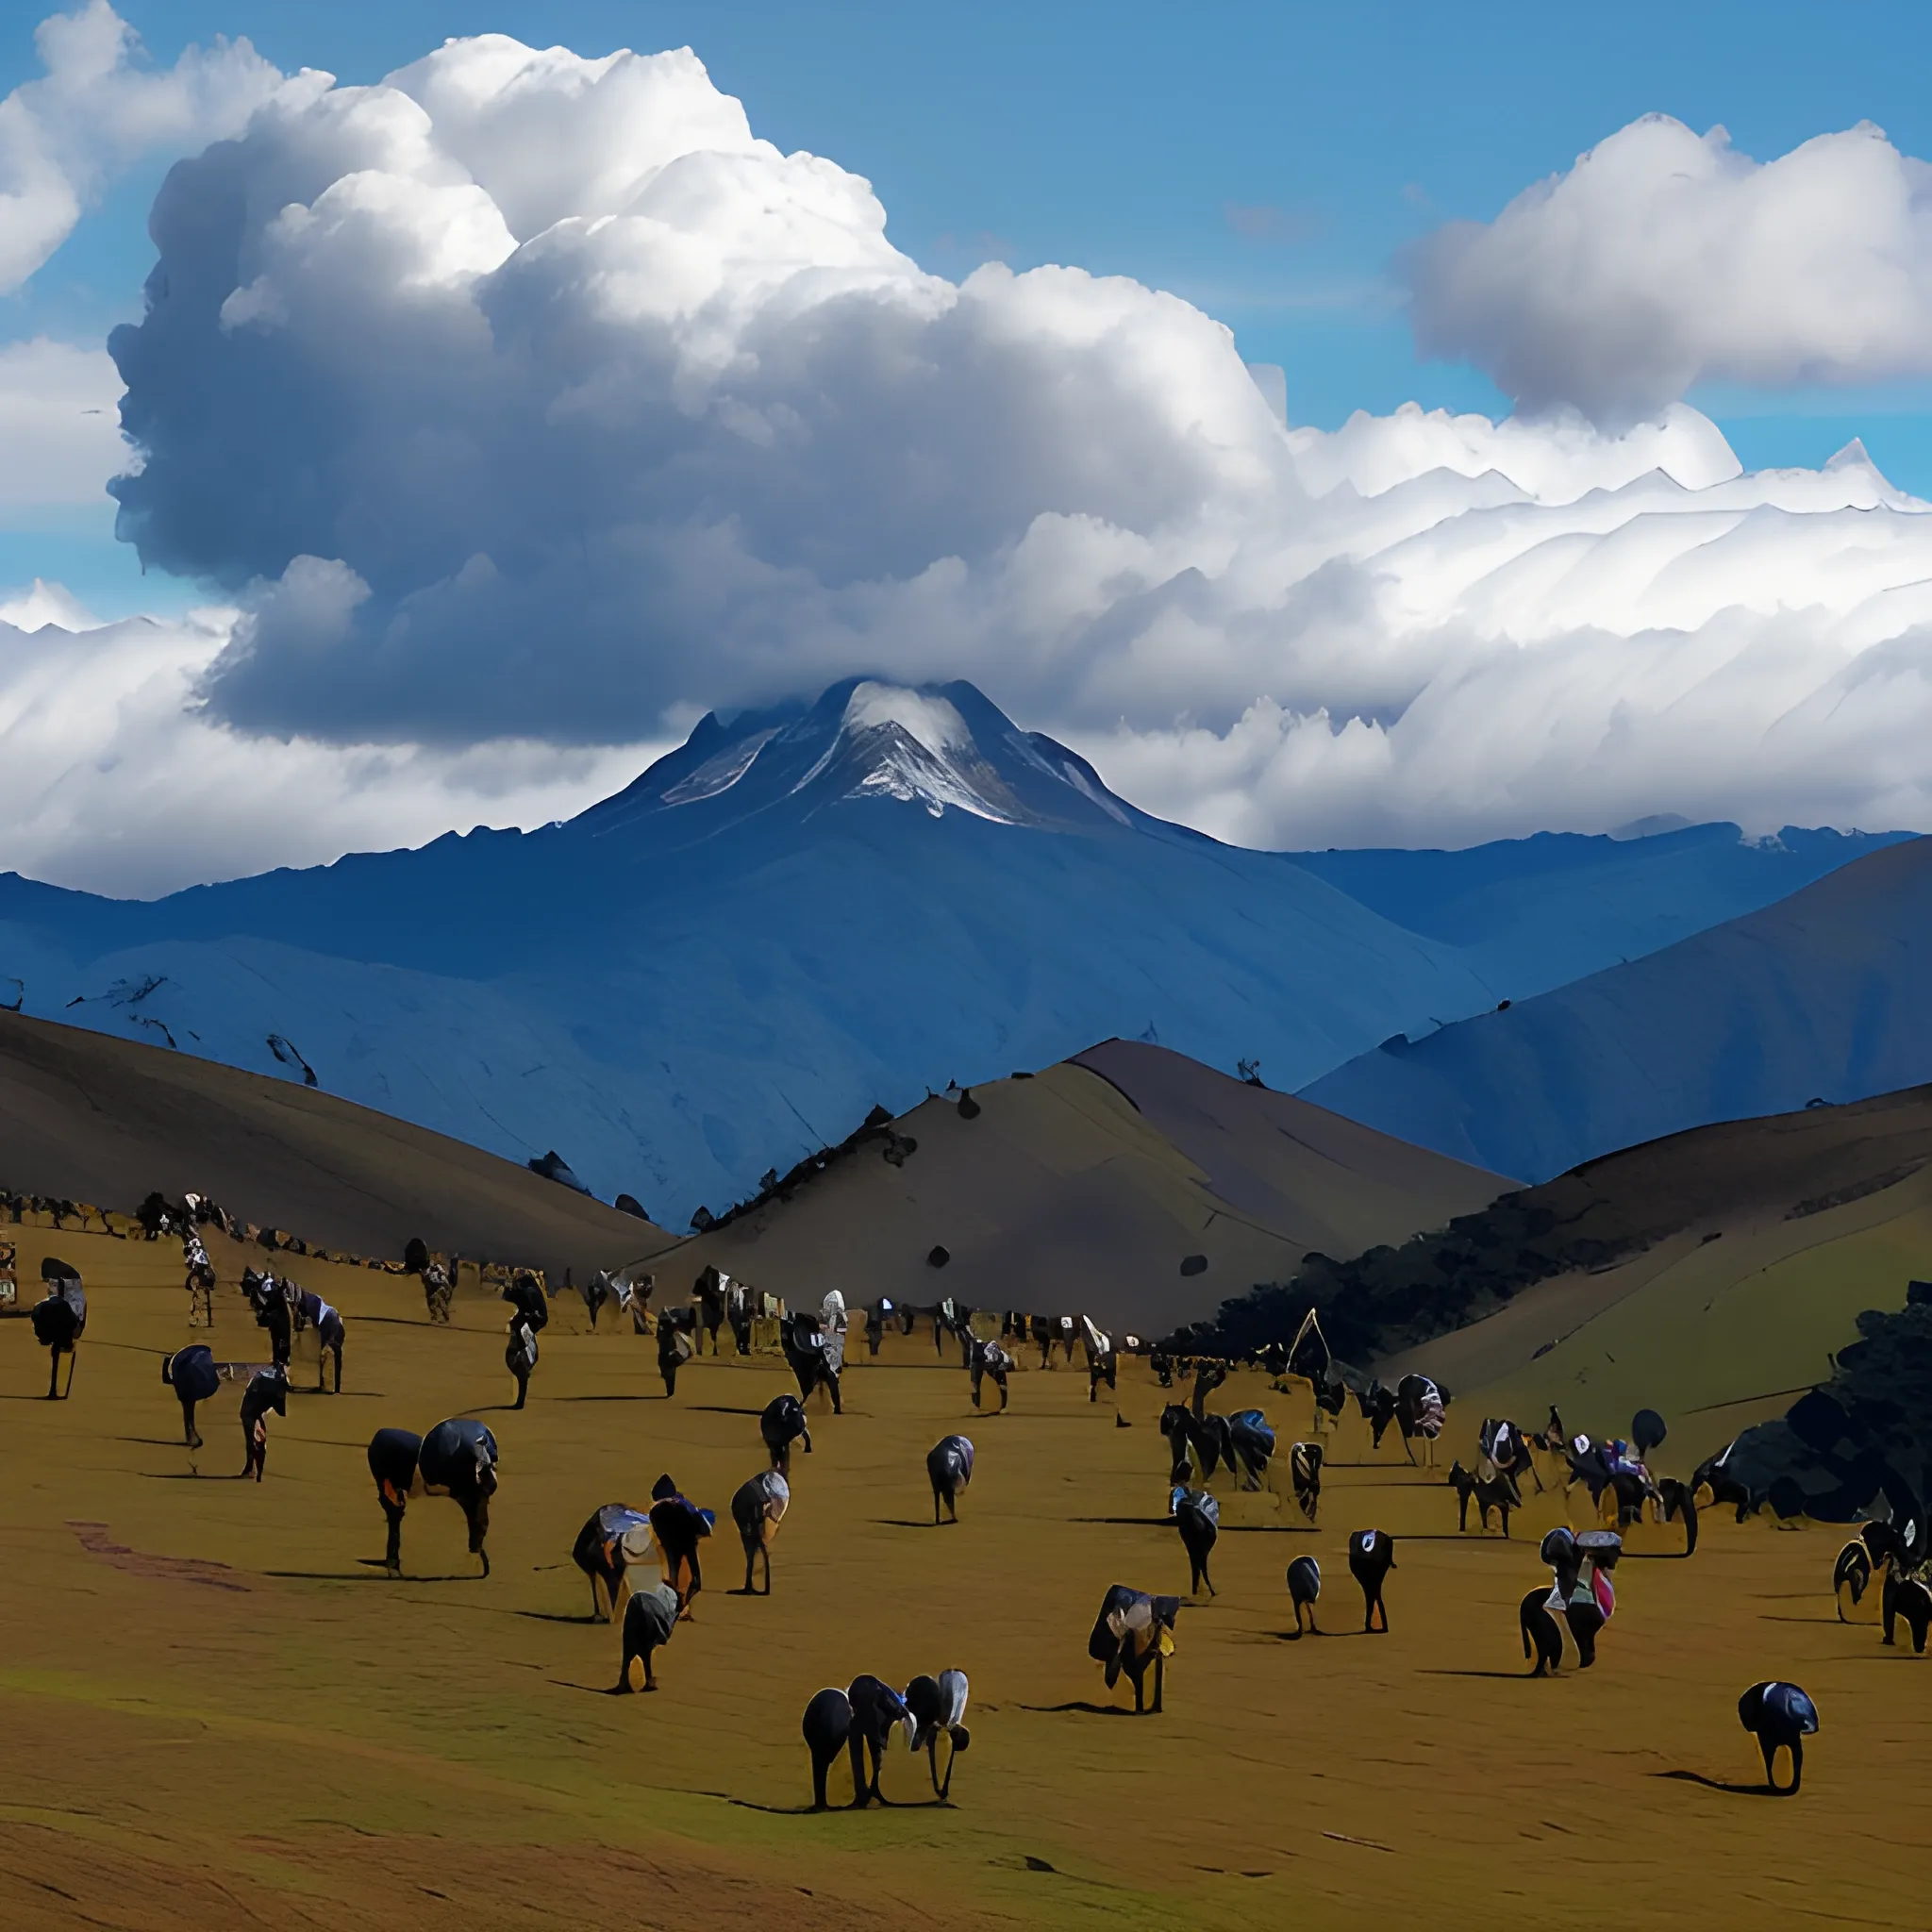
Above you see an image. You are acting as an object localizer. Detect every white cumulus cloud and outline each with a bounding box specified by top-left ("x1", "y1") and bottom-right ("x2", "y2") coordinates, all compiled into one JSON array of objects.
[
  {"x1": 1407, "y1": 115, "x2": 1932, "y2": 424},
  {"x1": 0, "y1": 1, "x2": 299, "y2": 292},
  {"x1": 2, "y1": 35, "x2": 1930, "y2": 884}
]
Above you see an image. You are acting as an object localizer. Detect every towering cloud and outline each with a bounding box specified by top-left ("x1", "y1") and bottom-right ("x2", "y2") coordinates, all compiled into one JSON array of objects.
[{"x1": 0, "y1": 28, "x2": 1924, "y2": 890}]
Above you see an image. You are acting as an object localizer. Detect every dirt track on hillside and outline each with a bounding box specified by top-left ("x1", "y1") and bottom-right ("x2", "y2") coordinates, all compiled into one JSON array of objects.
[{"x1": 1, "y1": 1229, "x2": 1925, "y2": 1929}]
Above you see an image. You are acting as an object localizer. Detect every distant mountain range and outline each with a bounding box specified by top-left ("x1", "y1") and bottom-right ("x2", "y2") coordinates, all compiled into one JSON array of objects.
[
  {"x1": 0, "y1": 676, "x2": 1907, "y2": 1222},
  {"x1": 1300, "y1": 834, "x2": 1932, "y2": 1182}
]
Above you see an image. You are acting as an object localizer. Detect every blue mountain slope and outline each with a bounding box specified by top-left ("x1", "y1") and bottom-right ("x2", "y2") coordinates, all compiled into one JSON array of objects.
[
  {"x1": 1298, "y1": 836, "x2": 1932, "y2": 1183},
  {"x1": 0, "y1": 676, "x2": 1901, "y2": 1222},
  {"x1": 1291, "y1": 821, "x2": 1911, "y2": 1000}
]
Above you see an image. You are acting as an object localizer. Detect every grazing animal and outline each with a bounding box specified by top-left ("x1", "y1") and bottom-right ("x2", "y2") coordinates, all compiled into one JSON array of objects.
[
  {"x1": 760, "y1": 1393, "x2": 812, "y2": 1473},
  {"x1": 927, "y1": 1434, "x2": 974, "y2": 1524},
  {"x1": 240, "y1": 1366, "x2": 288, "y2": 1480},
  {"x1": 1739, "y1": 1681, "x2": 1819, "y2": 1794},
  {"x1": 502, "y1": 1271, "x2": 549, "y2": 1337},
  {"x1": 1690, "y1": 1441, "x2": 1758, "y2": 1522},
  {"x1": 420, "y1": 1260, "x2": 454, "y2": 1324},
  {"x1": 1286, "y1": 1555, "x2": 1321, "y2": 1636},
  {"x1": 1088, "y1": 1584, "x2": 1181, "y2": 1713},
  {"x1": 1225, "y1": 1410, "x2": 1276, "y2": 1491},
  {"x1": 647, "y1": 1481, "x2": 714, "y2": 1616},
  {"x1": 904, "y1": 1670, "x2": 971, "y2": 1798},
  {"x1": 782, "y1": 1313, "x2": 843, "y2": 1412},
  {"x1": 1632, "y1": 1407, "x2": 1668, "y2": 1458},
  {"x1": 578, "y1": 1270, "x2": 616, "y2": 1329},
  {"x1": 1477, "y1": 1416, "x2": 1543, "y2": 1492},
  {"x1": 183, "y1": 1233, "x2": 216, "y2": 1327},
  {"x1": 1081, "y1": 1316, "x2": 1117, "y2": 1402},
  {"x1": 289, "y1": 1285, "x2": 344, "y2": 1392},
  {"x1": 865, "y1": 1302, "x2": 886, "y2": 1357},
  {"x1": 370, "y1": 1417, "x2": 498, "y2": 1576},
  {"x1": 846, "y1": 1675, "x2": 914, "y2": 1807},
  {"x1": 1172, "y1": 1485, "x2": 1220, "y2": 1596},
  {"x1": 1289, "y1": 1441, "x2": 1324, "y2": 1523},
  {"x1": 657, "y1": 1306, "x2": 695, "y2": 1395},
  {"x1": 1656, "y1": 1475, "x2": 1702, "y2": 1556},
  {"x1": 506, "y1": 1315, "x2": 539, "y2": 1409},
  {"x1": 616, "y1": 1580, "x2": 682, "y2": 1691},
  {"x1": 730, "y1": 1470, "x2": 790, "y2": 1593},
  {"x1": 900, "y1": 1669, "x2": 966, "y2": 1800},
  {"x1": 1347, "y1": 1529, "x2": 1395, "y2": 1632},
  {"x1": 696, "y1": 1267, "x2": 727, "y2": 1354},
  {"x1": 1520, "y1": 1588, "x2": 1567, "y2": 1675},
  {"x1": 1394, "y1": 1373, "x2": 1447, "y2": 1463},
  {"x1": 802, "y1": 1687, "x2": 856, "y2": 1810},
  {"x1": 29, "y1": 1261, "x2": 85, "y2": 1398},
  {"x1": 242, "y1": 1269, "x2": 291, "y2": 1368},
  {"x1": 573, "y1": 1503, "x2": 656, "y2": 1620},
  {"x1": 1447, "y1": 1458, "x2": 1520, "y2": 1535},
  {"x1": 1835, "y1": 1522, "x2": 1908, "y2": 1621},
  {"x1": 161, "y1": 1344, "x2": 223, "y2": 1447},
  {"x1": 1883, "y1": 1568, "x2": 1932, "y2": 1653},
  {"x1": 968, "y1": 1339, "x2": 1011, "y2": 1413},
  {"x1": 1030, "y1": 1313, "x2": 1055, "y2": 1369}
]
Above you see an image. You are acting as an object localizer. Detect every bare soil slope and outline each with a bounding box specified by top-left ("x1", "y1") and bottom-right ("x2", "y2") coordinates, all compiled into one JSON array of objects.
[
  {"x1": 679, "y1": 1043, "x2": 1505, "y2": 1334},
  {"x1": 0, "y1": 1230, "x2": 1924, "y2": 1930},
  {"x1": 0, "y1": 1010, "x2": 675, "y2": 1274}
]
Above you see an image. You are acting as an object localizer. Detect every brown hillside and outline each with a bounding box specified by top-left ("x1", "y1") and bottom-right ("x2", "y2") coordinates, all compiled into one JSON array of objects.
[
  {"x1": 678, "y1": 1041, "x2": 1506, "y2": 1333},
  {"x1": 0, "y1": 1009, "x2": 675, "y2": 1276}
]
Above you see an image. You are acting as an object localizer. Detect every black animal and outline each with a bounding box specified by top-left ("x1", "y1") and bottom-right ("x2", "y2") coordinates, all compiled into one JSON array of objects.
[
  {"x1": 368, "y1": 1419, "x2": 498, "y2": 1576},
  {"x1": 242, "y1": 1269, "x2": 291, "y2": 1368},
  {"x1": 782, "y1": 1312, "x2": 842, "y2": 1412},
  {"x1": 290, "y1": 1286, "x2": 345, "y2": 1393},
  {"x1": 1835, "y1": 1521, "x2": 1908, "y2": 1621},
  {"x1": 1539, "y1": 1524, "x2": 1619, "y2": 1667},
  {"x1": 730, "y1": 1470, "x2": 789, "y2": 1593},
  {"x1": 573, "y1": 1503, "x2": 655, "y2": 1619},
  {"x1": 1347, "y1": 1529, "x2": 1395, "y2": 1632},
  {"x1": 1883, "y1": 1568, "x2": 1932, "y2": 1653},
  {"x1": 904, "y1": 1670, "x2": 971, "y2": 1799},
  {"x1": 29, "y1": 1260, "x2": 85, "y2": 1398},
  {"x1": 1358, "y1": 1379, "x2": 1399, "y2": 1449},
  {"x1": 1172, "y1": 1486, "x2": 1220, "y2": 1597},
  {"x1": 502, "y1": 1270, "x2": 549, "y2": 1336},
  {"x1": 506, "y1": 1315, "x2": 539, "y2": 1409},
  {"x1": 1447, "y1": 1458, "x2": 1520, "y2": 1535},
  {"x1": 1393, "y1": 1373, "x2": 1447, "y2": 1463},
  {"x1": 968, "y1": 1339, "x2": 1010, "y2": 1413},
  {"x1": 803, "y1": 1687, "x2": 856, "y2": 1810},
  {"x1": 1691, "y1": 1441, "x2": 1758, "y2": 1522},
  {"x1": 647, "y1": 1481, "x2": 714, "y2": 1616},
  {"x1": 696, "y1": 1267, "x2": 727, "y2": 1355},
  {"x1": 1289, "y1": 1441, "x2": 1323, "y2": 1523},
  {"x1": 658, "y1": 1306, "x2": 696, "y2": 1395},
  {"x1": 1739, "y1": 1681, "x2": 1818, "y2": 1794},
  {"x1": 1520, "y1": 1589, "x2": 1566, "y2": 1675},
  {"x1": 1632, "y1": 1407, "x2": 1668, "y2": 1457},
  {"x1": 1477, "y1": 1416, "x2": 1543, "y2": 1492},
  {"x1": 161, "y1": 1344, "x2": 223, "y2": 1447},
  {"x1": 1088, "y1": 1584, "x2": 1181, "y2": 1713},
  {"x1": 240, "y1": 1366, "x2": 287, "y2": 1479},
  {"x1": 865, "y1": 1302, "x2": 886, "y2": 1357},
  {"x1": 760, "y1": 1393, "x2": 812, "y2": 1473},
  {"x1": 725, "y1": 1281, "x2": 754, "y2": 1354},
  {"x1": 1286, "y1": 1555, "x2": 1321, "y2": 1636},
  {"x1": 927, "y1": 1434, "x2": 974, "y2": 1524},
  {"x1": 617, "y1": 1581, "x2": 681, "y2": 1691},
  {"x1": 845, "y1": 1674, "x2": 913, "y2": 1807},
  {"x1": 1657, "y1": 1475, "x2": 1701, "y2": 1556},
  {"x1": 420, "y1": 1260, "x2": 454, "y2": 1324}
]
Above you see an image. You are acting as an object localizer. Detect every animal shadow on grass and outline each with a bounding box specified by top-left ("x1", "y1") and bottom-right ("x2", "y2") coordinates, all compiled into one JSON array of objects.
[
  {"x1": 261, "y1": 1562, "x2": 476, "y2": 1581},
  {"x1": 1419, "y1": 1667, "x2": 1542, "y2": 1680},
  {"x1": 1654, "y1": 1770, "x2": 1781, "y2": 1798},
  {"x1": 515, "y1": 1608, "x2": 602, "y2": 1624},
  {"x1": 139, "y1": 1470, "x2": 245, "y2": 1481},
  {"x1": 728, "y1": 1796, "x2": 951, "y2": 1815},
  {"x1": 873, "y1": 1518, "x2": 947, "y2": 1529},
  {"x1": 1017, "y1": 1701, "x2": 1139, "y2": 1717},
  {"x1": 686, "y1": 1404, "x2": 766, "y2": 1418}
]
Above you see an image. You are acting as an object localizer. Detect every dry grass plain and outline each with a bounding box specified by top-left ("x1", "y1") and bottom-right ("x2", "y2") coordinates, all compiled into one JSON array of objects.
[{"x1": 3, "y1": 1225, "x2": 1928, "y2": 1930}]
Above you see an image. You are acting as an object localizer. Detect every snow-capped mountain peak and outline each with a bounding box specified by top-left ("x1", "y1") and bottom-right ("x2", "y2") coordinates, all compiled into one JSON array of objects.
[{"x1": 578, "y1": 677, "x2": 1145, "y2": 841}]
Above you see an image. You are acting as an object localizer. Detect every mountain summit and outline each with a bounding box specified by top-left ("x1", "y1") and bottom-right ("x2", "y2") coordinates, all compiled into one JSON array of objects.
[
  {"x1": 0, "y1": 677, "x2": 1905, "y2": 1221},
  {"x1": 579, "y1": 678, "x2": 1147, "y2": 841}
]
